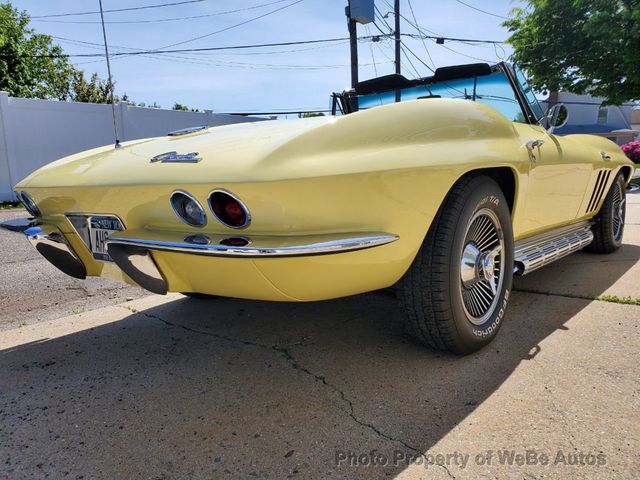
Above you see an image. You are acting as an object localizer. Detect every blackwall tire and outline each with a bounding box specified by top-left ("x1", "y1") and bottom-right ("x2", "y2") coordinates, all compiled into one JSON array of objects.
[
  {"x1": 400, "y1": 175, "x2": 514, "y2": 355},
  {"x1": 584, "y1": 172, "x2": 626, "y2": 254}
]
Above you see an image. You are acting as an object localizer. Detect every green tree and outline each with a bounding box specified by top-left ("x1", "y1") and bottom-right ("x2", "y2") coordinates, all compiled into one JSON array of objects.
[
  {"x1": 0, "y1": 2, "x2": 121, "y2": 104},
  {"x1": 68, "y1": 70, "x2": 114, "y2": 104},
  {"x1": 504, "y1": 0, "x2": 640, "y2": 104},
  {"x1": 301, "y1": 112, "x2": 325, "y2": 118},
  {"x1": 0, "y1": 2, "x2": 74, "y2": 99},
  {"x1": 172, "y1": 103, "x2": 199, "y2": 112}
]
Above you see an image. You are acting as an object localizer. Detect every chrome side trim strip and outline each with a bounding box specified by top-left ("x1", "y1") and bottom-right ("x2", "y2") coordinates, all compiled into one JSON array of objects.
[
  {"x1": 1, "y1": 219, "x2": 86, "y2": 279},
  {"x1": 107, "y1": 231, "x2": 399, "y2": 258},
  {"x1": 167, "y1": 125, "x2": 207, "y2": 136},
  {"x1": 514, "y1": 221, "x2": 593, "y2": 275}
]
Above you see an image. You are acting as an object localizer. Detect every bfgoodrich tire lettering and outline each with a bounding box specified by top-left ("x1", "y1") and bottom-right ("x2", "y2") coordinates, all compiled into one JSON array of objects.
[{"x1": 400, "y1": 175, "x2": 515, "y2": 355}]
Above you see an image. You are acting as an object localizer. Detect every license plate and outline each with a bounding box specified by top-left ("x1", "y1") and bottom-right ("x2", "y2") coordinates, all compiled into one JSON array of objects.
[{"x1": 89, "y1": 216, "x2": 124, "y2": 262}]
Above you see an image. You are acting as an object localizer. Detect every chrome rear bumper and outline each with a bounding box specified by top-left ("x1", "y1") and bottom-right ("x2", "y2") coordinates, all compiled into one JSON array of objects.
[
  {"x1": 106, "y1": 230, "x2": 399, "y2": 258},
  {"x1": 0, "y1": 218, "x2": 87, "y2": 279},
  {"x1": 2, "y1": 217, "x2": 399, "y2": 296},
  {"x1": 104, "y1": 229, "x2": 399, "y2": 295}
]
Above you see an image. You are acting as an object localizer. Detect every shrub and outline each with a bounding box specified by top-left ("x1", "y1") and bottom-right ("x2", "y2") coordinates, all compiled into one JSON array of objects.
[{"x1": 621, "y1": 141, "x2": 640, "y2": 163}]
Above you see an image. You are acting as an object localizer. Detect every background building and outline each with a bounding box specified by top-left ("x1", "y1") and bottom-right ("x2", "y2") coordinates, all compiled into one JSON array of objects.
[{"x1": 541, "y1": 92, "x2": 638, "y2": 145}]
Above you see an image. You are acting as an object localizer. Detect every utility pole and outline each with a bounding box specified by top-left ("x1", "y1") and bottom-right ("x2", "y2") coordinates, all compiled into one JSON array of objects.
[
  {"x1": 394, "y1": 0, "x2": 401, "y2": 102},
  {"x1": 346, "y1": 1, "x2": 375, "y2": 89},
  {"x1": 394, "y1": 0, "x2": 401, "y2": 76},
  {"x1": 347, "y1": 9, "x2": 359, "y2": 88}
]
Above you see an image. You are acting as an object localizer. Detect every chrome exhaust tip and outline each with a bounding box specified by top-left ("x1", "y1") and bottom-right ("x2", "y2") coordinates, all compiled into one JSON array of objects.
[
  {"x1": 26, "y1": 226, "x2": 87, "y2": 279},
  {"x1": 107, "y1": 243, "x2": 168, "y2": 295},
  {"x1": 2, "y1": 220, "x2": 86, "y2": 279}
]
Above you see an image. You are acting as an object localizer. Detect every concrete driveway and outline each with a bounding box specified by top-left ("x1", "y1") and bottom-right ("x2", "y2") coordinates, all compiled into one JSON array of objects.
[{"x1": 1, "y1": 190, "x2": 639, "y2": 479}]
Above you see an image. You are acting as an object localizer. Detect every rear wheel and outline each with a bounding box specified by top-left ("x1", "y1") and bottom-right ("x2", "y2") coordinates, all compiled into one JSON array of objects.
[
  {"x1": 584, "y1": 172, "x2": 626, "y2": 254},
  {"x1": 400, "y1": 176, "x2": 514, "y2": 355}
]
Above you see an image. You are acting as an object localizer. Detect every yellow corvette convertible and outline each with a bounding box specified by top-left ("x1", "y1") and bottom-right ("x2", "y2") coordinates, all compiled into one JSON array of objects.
[{"x1": 2, "y1": 62, "x2": 634, "y2": 354}]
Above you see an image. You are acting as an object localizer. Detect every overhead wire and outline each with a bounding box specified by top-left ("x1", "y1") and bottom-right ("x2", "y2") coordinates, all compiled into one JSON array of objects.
[
  {"x1": 20, "y1": 35, "x2": 389, "y2": 58},
  {"x1": 406, "y1": 0, "x2": 435, "y2": 70},
  {"x1": 364, "y1": 25, "x2": 379, "y2": 77},
  {"x1": 31, "y1": 0, "x2": 209, "y2": 19},
  {"x1": 62, "y1": 0, "x2": 309, "y2": 64},
  {"x1": 399, "y1": 44, "x2": 422, "y2": 77},
  {"x1": 54, "y1": 35, "x2": 388, "y2": 70},
  {"x1": 32, "y1": 0, "x2": 294, "y2": 25},
  {"x1": 372, "y1": 6, "x2": 417, "y2": 77},
  {"x1": 141, "y1": 0, "x2": 306, "y2": 53},
  {"x1": 380, "y1": 0, "x2": 506, "y2": 69},
  {"x1": 452, "y1": 0, "x2": 508, "y2": 20}
]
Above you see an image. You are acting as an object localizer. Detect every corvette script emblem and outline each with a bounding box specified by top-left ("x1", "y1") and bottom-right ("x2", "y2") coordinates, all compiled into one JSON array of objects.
[{"x1": 150, "y1": 151, "x2": 201, "y2": 163}]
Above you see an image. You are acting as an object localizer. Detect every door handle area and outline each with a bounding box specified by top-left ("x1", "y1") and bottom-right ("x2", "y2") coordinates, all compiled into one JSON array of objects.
[
  {"x1": 525, "y1": 139, "x2": 545, "y2": 150},
  {"x1": 524, "y1": 139, "x2": 545, "y2": 162}
]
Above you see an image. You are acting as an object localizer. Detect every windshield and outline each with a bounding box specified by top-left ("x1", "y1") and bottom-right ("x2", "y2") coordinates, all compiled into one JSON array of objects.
[
  {"x1": 356, "y1": 69, "x2": 527, "y2": 123},
  {"x1": 513, "y1": 66, "x2": 544, "y2": 122}
]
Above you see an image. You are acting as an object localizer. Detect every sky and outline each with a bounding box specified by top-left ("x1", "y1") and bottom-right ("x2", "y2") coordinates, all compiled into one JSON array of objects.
[{"x1": 11, "y1": 0, "x2": 519, "y2": 115}]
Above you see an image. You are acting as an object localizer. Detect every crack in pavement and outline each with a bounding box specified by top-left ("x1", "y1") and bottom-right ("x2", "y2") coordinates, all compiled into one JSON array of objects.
[{"x1": 123, "y1": 307, "x2": 455, "y2": 479}]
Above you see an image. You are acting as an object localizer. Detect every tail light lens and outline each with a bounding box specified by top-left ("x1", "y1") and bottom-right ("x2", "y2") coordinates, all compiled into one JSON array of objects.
[
  {"x1": 220, "y1": 237, "x2": 250, "y2": 247},
  {"x1": 208, "y1": 190, "x2": 250, "y2": 229},
  {"x1": 170, "y1": 191, "x2": 207, "y2": 227},
  {"x1": 19, "y1": 191, "x2": 41, "y2": 217}
]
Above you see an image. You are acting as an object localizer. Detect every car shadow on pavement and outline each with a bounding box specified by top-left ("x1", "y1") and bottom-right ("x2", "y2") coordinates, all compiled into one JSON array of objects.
[{"x1": 1, "y1": 244, "x2": 638, "y2": 479}]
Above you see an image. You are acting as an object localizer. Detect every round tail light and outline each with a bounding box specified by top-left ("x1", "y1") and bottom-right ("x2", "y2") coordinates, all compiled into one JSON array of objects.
[
  {"x1": 19, "y1": 191, "x2": 41, "y2": 217},
  {"x1": 208, "y1": 190, "x2": 250, "y2": 229},
  {"x1": 170, "y1": 191, "x2": 207, "y2": 227}
]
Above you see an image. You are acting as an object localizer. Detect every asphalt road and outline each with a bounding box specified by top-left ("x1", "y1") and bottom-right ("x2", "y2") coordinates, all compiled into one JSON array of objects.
[
  {"x1": 0, "y1": 192, "x2": 639, "y2": 479},
  {"x1": 0, "y1": 209, "x2": 147, "y2": 332}
]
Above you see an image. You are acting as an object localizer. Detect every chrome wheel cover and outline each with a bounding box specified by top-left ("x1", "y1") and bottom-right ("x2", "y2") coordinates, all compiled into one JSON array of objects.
[
  {"x1": 459, "y1": 208, "x2": 505, "y2": 326},
  {"x1": 612, "y1": 181, "x2": 625, "y2": 241}
]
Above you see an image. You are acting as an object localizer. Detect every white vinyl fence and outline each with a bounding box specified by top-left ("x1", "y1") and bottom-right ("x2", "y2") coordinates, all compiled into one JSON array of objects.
[{"x1": 0, "y1": 92, "x2": 266, "y2": 201}]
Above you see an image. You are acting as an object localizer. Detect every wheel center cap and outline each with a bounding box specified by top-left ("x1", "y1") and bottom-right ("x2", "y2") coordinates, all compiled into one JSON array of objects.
[
  {"x1": 480, "y1": 253, "x2": 495, "y2": 282},
  {"x1": 460, "y1": 243, "x2": 481, "y2": 288}
]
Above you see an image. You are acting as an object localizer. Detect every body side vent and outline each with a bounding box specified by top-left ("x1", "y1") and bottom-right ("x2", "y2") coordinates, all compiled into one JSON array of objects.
[{"x1": 586, "y1": 170, "x2": 611, "y2": 214}]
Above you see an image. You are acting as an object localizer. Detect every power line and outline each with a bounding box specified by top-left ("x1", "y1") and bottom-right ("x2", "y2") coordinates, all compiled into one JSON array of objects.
[
  {"x1": 142, "y1": 0, "x2": 306, "y2": 54},
  {"x1": 59, "y1": 37, "x2": 352, "y2": 69},
  {"x1": 383, "y1": 0, "x2": 504, "y2": 45},
  {"x1": 405, "y1": 0, "x2": 435, "y2": 71},
  {"x1": 31, "y1": 0, "x2": 208, "y2": 19},
  {"x1": 14, "y1": 36, "x2": 390, "y2": 58},
  {"x1": 402, "y1": 31, "x2": 504, "y2": 45},
  {"x1": 399, "y1": 44, "x2": 422, "y2": 77},
  {"x1": 452, "y1": 0, "x2": 507, "y2": 20},
  {"x1": 10, "y1": 35, "x2": 392, "y2": 71},
  {"x1": 401, "y1": 42, "x2": 435, "y2": 74},
  {"x1": 365, "y1": 26, "x2": 379, "y2": 77},
  {"x1": 32, "y1": 0, "x2": 293, "y2": 24},
  {"x1": 437, "y1": 42, "x2": 494, "y2": 62},
  {"x1": 372, "y1": 7, "x2": 415, "y2": 77},
  {"x1": 34, "y1": 0, "x2": 307, "y2": 68}
]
